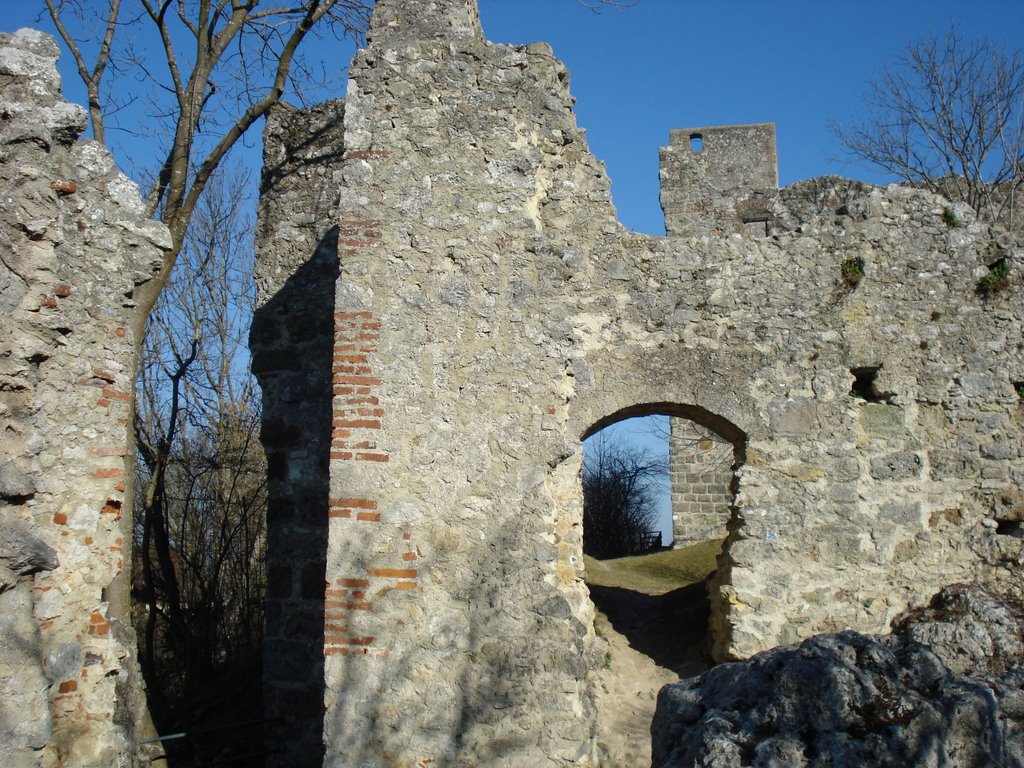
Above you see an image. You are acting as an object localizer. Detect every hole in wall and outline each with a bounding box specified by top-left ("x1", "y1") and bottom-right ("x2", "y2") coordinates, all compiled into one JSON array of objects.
[
  {"x1": 581, "y1": 403, "x2": 745, "y2": 761},
  {"x1": 996, "y1": 520, "x2": 1024, "y2": 537},
  {"x1": 849, "y1": 365, "x2": 892, "y2": 403},
  {"x1": 689, "y1": 133, "x2": 703, "y2": 153}
]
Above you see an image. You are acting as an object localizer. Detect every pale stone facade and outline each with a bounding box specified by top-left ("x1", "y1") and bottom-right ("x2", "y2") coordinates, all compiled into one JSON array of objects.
[
  {"x1": 0, "y1": 30, "x2": 167, "y2": 767},
  {"x1": 253, "y1": 1, "x2": 1024, "y2": 766},
  {"x1": 2, "y1": 1, "x2": 1022, "y2": 766}
]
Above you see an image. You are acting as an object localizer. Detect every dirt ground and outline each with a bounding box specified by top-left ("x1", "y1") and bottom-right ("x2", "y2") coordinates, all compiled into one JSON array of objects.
[{"x1": 588, "y1": 580, "x2": 712, "y2": 767}]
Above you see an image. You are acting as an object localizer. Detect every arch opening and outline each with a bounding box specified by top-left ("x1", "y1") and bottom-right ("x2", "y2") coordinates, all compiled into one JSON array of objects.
[{"x1": 580, "y1": 403, "x2": 746, "y2": 764}]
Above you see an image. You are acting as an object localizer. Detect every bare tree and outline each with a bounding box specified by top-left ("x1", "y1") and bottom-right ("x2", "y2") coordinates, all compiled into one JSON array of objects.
[
  {"x1": 133, "y1": 166, "x2": 268, "y2": 760},
  {"x1": 834, "y1": 27, "x2": 1024, "y2": 226},
  {"x1": 38, "y1": 2, "x2": 370, "y2": 740},
  {"x1": 583, "y1": 432, "x2": 666, "y2": 559},
  {"x1": 43, "y1": 0, "x2": 373, "y2": 331}
]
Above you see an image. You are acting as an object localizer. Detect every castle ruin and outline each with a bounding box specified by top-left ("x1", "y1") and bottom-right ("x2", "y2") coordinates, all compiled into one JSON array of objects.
[
  {"x1": 1, "y1": 0, "x2": 1022, "y2": 765},
  {"x1": 252, "y1": 1, "x2": 1024, "y2": 766}
]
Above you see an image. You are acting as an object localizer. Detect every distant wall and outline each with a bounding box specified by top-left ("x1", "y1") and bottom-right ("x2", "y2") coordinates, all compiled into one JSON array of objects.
[
  {"x1": 252, "y1": 99, "x2": 347, "y2": 768},
  {"x1": 669, "y1": 418, "x2": 735, "y2": 546}
]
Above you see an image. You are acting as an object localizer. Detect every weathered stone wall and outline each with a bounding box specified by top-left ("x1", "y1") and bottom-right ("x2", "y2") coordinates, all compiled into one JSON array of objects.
[
  {"x1": 668, "y1": 418, "x2": 734, "y2": 545},
  {"x1": 660, "y1": 122, "x2": 778, "y2": 237},
  {"x1": 254, "y1": 1, "x2": 1024, "y2": 764},
  {"x1": 0, "y1": 29, "x2": 167, "y2": 767},
  {"x1": 253, "y1": 99, "x2": 347, "y2": 768},
  {"x1": 316, "y1": 2, "x2": 606, "y2": 764}
]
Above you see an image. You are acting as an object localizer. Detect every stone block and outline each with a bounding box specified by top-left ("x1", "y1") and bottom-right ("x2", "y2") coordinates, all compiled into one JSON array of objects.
[
  {"x1": 869, "y1": 451, "x2": 922, "y2": 480},
  {"x1": 860, "y1": 403, "x2": 907, "y2": 437},
  {"x1": 768, "y1": 397, "x2": 817, "y2": 436}
]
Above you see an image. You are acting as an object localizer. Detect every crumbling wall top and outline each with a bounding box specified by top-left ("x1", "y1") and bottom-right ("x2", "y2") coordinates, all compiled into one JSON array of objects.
[
  {"x1": 661, "y1": 122, "x2": 778, "y2": 237},
  {"x1": 367, "y1": 0, "x2": 483, "y2": 45}
]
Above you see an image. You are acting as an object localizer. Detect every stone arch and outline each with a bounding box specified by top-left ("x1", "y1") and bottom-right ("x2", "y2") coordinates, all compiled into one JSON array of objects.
[
  {"x1": 582, "y1": 400, "x2": 746, "y2": 451},
  {"x1": 578, "y1": 402, "x2": 748, "y2": 761},
  {"x1": 581, "y1": 401, "x2": 747, "y2": 549},
  {"x1": 577, "y1": 400, "x2": 748, "y2": 610}
]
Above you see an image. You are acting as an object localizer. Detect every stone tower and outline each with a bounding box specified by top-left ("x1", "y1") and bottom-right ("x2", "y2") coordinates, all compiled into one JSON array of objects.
[
  {"x1": 367, "y1": 0, "x2": 482, "y2": 43},
  {"x1": 660, "y1": 122, "x2": 778, "y2": 236}
]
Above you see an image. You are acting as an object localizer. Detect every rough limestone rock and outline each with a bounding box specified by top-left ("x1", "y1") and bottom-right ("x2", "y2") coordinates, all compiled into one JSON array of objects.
[
  {"x1": 0, "y1": 28, "x2": 168, "y2": 767},
  {"x1": 0, "y1": 521, "x2": 59, "y2": 768},
  {"x1": 895, "y1": 585, "x2": 1024, "y2": 676},
  {"x1": 652, "y1": 629, "x2": 1024, "y2": 768}
]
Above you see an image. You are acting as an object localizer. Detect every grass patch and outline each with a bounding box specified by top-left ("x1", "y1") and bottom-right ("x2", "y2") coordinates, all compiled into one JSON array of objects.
[
  {"x1": 841, "y1": 256, "x2": 865, "y2": 287},
  {"x1": 584, "y1": 539, "x2": 724, "y2": 595},
  {"x1": 976, "y1": 258, "x2": 1011, "y2": 297}
]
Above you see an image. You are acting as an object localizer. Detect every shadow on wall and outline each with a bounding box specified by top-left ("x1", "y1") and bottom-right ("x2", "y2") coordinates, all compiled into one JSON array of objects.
[
  {"x1": 250, "y1": 226, "x2": 339, "y2": 768},
  {"x1": 322, "y1": 514, "x2": 592, "y2": 768}
]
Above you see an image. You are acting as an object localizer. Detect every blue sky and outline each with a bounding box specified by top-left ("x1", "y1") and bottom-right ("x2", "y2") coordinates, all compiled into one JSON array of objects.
[
  {"x1": 478, "y1": 0, "x2": 1024, "y2": 234},
  {"x1": 9, "y1": 1, "x2": 1022, "y2": 235}
]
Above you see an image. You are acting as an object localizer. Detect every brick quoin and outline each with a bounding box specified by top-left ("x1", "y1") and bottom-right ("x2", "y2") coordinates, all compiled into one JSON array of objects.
[
  {"x1": 89, "y1": 468, "x2": 124, "y2": 479},
  {"x1": 332, "y1": 310, "x2": 388, "y2": 464},
  {"x1": 90, "y1": 446, "x2": 126, "y2": 457},
  {"x1": 328, "y1": 498, "x2": 381, "y2": 523},
  {"x1": 327, "y1": 284, "x2": 419, "y2": 660},
  {"x1": 322, "y1": 557, "x2": 421, "y2": 656}
]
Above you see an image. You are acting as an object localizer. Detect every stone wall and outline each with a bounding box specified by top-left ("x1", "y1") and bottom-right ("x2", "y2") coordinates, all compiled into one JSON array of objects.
[
  {"x1": 660, "y1": 122, "x2": 778, "y2": 236},
  {"x1": 254, "y1": 0, "x2": 1024, "y2": 765},
  {"x1": 253, "y1": 99, "x2": 347, "y2": 768},
  {"x1": 668, "y1": 418, "x2": 735, "y2": 546},
  {"x1": 0, "y1": 30, "x2": 167, "y2": 767}
]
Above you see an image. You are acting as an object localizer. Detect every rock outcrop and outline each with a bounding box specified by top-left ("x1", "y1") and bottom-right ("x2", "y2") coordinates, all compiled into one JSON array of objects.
[
  {"x1": 652, "y1": 586, "x2": 1024, "y2": 767},
  {"x1": 895, "y1": 584, "x2": 1024, "y2": 676}
]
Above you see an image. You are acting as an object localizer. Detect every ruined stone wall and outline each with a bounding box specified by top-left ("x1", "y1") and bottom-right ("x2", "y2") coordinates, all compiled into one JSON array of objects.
[
  {"x1": 315, "y1": 2, "x2": 609, "y2": 764},
  {"x1": 0, "y1": 29, "x2": 167, "y2": 767},
  {"x1": 253, "y1": 99, "x2": 347, "y2": 768},
  {"x1": 254, "y1": 1, "x2": 1024, "y2": 764},
  {"x1": 668, "y1": 418, "x2": 734, "y2": 546},
  {"x1": 660, "y1": 122, "x2": 778, "y2": 237}
]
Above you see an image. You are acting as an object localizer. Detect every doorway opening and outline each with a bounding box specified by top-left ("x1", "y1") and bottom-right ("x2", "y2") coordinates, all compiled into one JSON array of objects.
[{"x1": 581, "y1": 404, "x2": 744, "y2": 764}]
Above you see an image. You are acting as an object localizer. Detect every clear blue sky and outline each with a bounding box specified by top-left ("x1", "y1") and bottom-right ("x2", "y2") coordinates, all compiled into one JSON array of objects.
[{"x1": 478, "y1": 0, "x2": 1024, "y2": 234}]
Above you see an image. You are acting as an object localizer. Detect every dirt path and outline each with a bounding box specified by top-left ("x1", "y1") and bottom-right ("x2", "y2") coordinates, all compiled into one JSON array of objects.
[{"x1": 588, "y1": 582, "x2": 712, "y2": 767}]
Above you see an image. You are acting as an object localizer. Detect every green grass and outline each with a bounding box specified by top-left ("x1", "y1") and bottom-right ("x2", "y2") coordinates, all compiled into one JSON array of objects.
[
  {"x1": 840, "y1": 256, "x2": 865, "y2": 287},
  {"x1": 584, "y1": 539, "x2": 724, "y2": 594}
]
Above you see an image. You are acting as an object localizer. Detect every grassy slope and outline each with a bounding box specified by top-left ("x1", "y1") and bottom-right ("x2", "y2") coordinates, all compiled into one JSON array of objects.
[{"x1": 583, "y1": 539, "x2": 724, "y2": 595}]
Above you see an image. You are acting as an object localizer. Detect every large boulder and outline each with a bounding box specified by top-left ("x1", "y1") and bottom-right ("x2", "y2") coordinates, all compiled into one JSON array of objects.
[
  {"x1": 652, "y1": 628, "x2": 1024, "y2": 767},
  {"x1": 894, "y1": 585, "x2": 1024, "y2": 676}
]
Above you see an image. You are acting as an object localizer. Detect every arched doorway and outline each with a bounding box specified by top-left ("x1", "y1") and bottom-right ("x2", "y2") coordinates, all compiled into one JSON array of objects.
[{"x1": 581, "y1": 403, "x2": 745, "y2": 764}]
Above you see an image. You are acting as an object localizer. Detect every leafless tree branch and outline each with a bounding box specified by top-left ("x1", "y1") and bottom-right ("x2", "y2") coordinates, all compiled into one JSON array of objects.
[{"x1": 834, "y1": 26, "x2": 1024, "y2": 226}]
